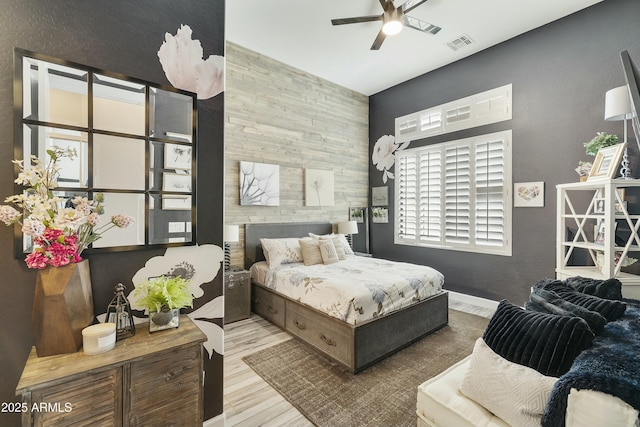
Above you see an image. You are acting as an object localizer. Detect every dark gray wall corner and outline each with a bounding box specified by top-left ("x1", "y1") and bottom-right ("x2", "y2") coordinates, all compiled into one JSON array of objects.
[{"x1": 369, "y1": 0, "x2": 640, "y2": 304}]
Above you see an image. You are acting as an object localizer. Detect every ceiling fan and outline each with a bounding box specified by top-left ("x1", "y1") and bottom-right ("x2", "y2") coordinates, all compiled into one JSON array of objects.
[{"x1": 331, "y1": 0, "x2": 441, "y2": 50}]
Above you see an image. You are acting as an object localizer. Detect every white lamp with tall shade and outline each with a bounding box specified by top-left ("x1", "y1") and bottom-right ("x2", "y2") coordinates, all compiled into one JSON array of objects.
[
  {"x1": 223, "y1": 225, "x2": 239, "y2": 271},
  {"x1": 338, "y1": 220, "x2": 359, "y2": 248},
  {"x1": 605, "y1": 85, "x2": 634, "y2": 178}
]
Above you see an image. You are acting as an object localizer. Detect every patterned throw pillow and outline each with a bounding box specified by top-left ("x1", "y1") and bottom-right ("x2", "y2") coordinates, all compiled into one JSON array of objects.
[
  {"x1": 483, "y1": 300, "x2": 594, "y2": 377},
  {"x1": 319, "y1": 239, "x2": 339, "y2": 265},
  {"x1": 259, "y1": 238, "x2": 303, "y2": 268},
  {"x1": 299, "y1": 239, "x2": 323, "y2": 266},
  {"x1": 460, "y1": 338, "x2": 558, "y2": 427}
]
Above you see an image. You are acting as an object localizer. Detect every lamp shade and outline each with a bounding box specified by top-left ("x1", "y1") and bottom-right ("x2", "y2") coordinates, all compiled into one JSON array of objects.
[
  {"x1": 338, "y1": 220, "x2": 359, "y2": 235},
  {"x1": 224, "y1": 224, "x2": 239, "y2": 242},
  {"x1": 605, "y1": 85, "x2": 633, "y2": 121}
]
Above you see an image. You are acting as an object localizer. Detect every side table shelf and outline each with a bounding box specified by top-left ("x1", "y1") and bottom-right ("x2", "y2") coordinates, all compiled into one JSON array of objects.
[
  {"x1": 16, "y1": 315, "x2": 206, "y2": 427},
  {"x1": 556, "y1": 179, "x2": 640, "y2": 299}
]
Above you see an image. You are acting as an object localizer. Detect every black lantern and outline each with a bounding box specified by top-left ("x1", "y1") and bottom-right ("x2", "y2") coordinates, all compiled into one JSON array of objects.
[{"x1": 106, "y1": 283, "x2": 136, "y2": 340}]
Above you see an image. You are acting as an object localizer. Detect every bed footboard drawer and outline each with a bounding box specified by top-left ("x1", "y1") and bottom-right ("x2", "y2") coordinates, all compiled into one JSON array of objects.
[
  {"x1": 286, "y1": 303, "x2": 352, "y2": 367},
  {"x1": 252, "y1": 284, "x2": 285, "y2": 328}
]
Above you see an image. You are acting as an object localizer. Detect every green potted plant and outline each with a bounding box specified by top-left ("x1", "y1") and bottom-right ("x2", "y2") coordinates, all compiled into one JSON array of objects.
[
  {"x1": 584, "y1": 132, "x2": 620, "y2": 156},
  {"x1": 132, "y1": 275, "x2": 194, "y2": 332}
]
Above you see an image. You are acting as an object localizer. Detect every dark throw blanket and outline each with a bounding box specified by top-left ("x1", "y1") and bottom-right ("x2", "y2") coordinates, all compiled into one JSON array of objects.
[{"x1": 542, "y1": 300, "x2": 640, "y2": 427}]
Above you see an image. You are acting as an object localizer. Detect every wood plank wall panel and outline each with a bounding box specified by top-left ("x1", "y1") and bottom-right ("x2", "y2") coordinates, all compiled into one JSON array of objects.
[{"x1": 225, "y1": 42, "x2": 369, "y2": 267}]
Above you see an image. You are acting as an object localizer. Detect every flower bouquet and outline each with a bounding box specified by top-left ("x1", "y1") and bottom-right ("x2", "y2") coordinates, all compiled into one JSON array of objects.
[{"x1": 0, "y1": 146, "x2": 134, "y2": 269}]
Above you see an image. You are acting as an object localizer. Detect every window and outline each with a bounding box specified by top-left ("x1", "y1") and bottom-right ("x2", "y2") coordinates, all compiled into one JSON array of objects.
[{"x1": 395, "y1": 131, "x2": 512, "y2": 256}]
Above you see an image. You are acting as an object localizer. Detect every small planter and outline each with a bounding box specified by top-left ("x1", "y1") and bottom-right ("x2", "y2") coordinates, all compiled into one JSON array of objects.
[{"x1": 149, "y1": 308, "x2": 180, "y2": 332}]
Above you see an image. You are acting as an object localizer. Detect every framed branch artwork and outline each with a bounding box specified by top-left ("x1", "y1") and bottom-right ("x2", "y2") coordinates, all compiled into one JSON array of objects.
[{"x1": 239, "y1": 161, "x2": 280, "y2": 206}]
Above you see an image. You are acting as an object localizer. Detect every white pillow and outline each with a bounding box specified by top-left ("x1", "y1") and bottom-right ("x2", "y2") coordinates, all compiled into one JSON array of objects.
[
  {"x1": 566, "y1": 388, "x2": 639, "y2": 427},
  {"x1": 459, "y1": 338, "x2": 558, "y2": 427},
  {"x1": 299, "y1": 239, "x2": 323, "y2": 266},
  {"x1": 319, "y1": 239, "x2": 339, "y2": 265},
  {"x1": 309, "y1": 232, "x2": 354, "y2": 256},
  {"x1": 260, "y1": 238, "x2": 303, "y2": 268}
]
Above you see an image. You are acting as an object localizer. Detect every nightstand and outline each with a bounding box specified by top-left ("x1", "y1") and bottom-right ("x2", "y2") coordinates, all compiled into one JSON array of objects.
[{"x1": 224, "y1": 267, "x2": 251, "y2": 324}]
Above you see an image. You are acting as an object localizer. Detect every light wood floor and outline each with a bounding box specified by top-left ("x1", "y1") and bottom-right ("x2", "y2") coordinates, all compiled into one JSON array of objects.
[{"x1": 223, "y1": 300, "x2": 495, "y2": 427}]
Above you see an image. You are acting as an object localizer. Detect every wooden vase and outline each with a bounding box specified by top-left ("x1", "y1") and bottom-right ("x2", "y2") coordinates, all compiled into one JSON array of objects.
[{"x1": 32, "y1": 259, "x2": 95, "y2": 357}]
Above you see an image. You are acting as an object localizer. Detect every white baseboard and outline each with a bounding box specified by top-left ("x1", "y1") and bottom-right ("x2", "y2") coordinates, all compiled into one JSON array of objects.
[
  {"x1": 447, "y1": 290, "x2": 499, "y2": 311},
  {"x1": 204, "y1": 412, "x2": 225, "y2": 427}
]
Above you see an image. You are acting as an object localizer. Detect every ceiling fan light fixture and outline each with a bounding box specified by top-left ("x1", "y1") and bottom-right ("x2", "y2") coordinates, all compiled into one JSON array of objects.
[
  {"x1": 382, "y1": 8, "x2": 403, "y2": 36},
  {"x1": 382, "y1": 20, "x2": 403, "y2": 35}
]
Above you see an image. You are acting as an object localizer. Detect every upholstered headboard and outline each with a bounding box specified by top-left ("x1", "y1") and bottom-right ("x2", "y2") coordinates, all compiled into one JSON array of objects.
[{"x1": 244, "y1": 222, "x2": 333, "y2": 270}]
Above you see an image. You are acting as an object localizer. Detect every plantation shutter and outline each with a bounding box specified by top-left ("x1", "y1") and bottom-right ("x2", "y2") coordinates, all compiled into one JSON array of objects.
[
  {"x1": 418, "y1": 150, "x2": 441, "y2": 241},
  {"x1": 475, "y1": 138, "x2": 506, "y2": 246},
  {"x1": 394, "y1": 130, "x2": 510, "y2": 256},
  {"x1": 397, "y1": 152, "x2": 417, "y2": 240},
  {"x1": 444, "y1": 145, "x2": 471, "y2": 244}
]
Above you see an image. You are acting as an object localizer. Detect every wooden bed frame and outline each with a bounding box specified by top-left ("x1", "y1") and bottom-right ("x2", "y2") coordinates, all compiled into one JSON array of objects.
[{"x1": 245, "y1": 222, "x2": 449, "y2": 373}]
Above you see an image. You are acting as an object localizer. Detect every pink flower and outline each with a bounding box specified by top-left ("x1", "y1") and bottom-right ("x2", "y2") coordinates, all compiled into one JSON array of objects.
[{"x1": 112, "y1": 214, "x2": 135, "y2": 228}]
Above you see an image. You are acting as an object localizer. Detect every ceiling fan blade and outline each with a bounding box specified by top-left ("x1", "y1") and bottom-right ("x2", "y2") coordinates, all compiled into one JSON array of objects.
[
  {"x1": 403, "y1": 15, "x2": 441, "y2": 34},
  {"x1": 399, "y1": 0, "x2": 431, "y2": 15},
  {"x1": 371, "y1": 29, "x2": 387, "y2": 50},
  {"x1": 331, "y1": 15, "x2": 382, "y2": 26}
]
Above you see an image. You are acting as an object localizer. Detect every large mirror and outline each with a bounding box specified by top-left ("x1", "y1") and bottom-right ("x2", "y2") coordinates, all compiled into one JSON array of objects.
[{"x1": 14, "y1": 49, "x2": 196, "y2": 255}]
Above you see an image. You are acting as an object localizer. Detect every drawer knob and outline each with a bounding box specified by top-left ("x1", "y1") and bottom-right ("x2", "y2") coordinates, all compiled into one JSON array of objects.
[
  {"x1": 294, "y1": 320, "x2": 306, "y2": 330},
  {"x1": 319, "y1": 333, "x2": 336, "y2": 346},
  {"x1": 268, "y1": 306, "x2": 278, "y2": 315}
]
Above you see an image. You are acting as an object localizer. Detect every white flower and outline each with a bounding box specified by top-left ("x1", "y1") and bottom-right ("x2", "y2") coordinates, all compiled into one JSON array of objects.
[
  {"x1": 372, "y1": 135, "x2": 398, "y2": 172},
  {"x1": 157, "y1": 24, "x2": 225, "y2": 100},
  {"x1": 21, "y1": 219, "x2": 45, "y2": 237},
  {"x1": 0, "y1": 205, "x2": 21, "y2": 226}
]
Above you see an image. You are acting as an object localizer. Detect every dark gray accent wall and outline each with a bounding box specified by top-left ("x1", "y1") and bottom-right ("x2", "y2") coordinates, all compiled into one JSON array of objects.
[
  {"x1": 369, "y1": 0, "x2": 640, "y2": 304},
  {"x1": 0, "y1": 2, "x2": 224, "y2": 426}
]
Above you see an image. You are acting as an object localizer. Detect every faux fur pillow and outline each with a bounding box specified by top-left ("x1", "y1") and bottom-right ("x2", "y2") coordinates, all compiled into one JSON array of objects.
[
  {"x1": 483, "y1": 300, "x2": 594, "y2": 377},
  {"x1": 563, "y1": 276, "x2": 623, "y2": 300},
  {"x1": 526, "y1": 289, "x2": 607, "y2": 334},
  {"x1": 534, "y1": 279, "x2": 626, "y2": 321}
]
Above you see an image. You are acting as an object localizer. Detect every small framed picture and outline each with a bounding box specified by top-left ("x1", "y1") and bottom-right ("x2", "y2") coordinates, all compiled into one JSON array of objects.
[
  {"x1": 588, "y1": 143, "x2": 627, "y2": 181},
  {"x1": 594, "y1": 198, "x2": 605, "y2": 214},
  {"x1": 595, "y1": 220, "x2": 606, "y2": 245}
]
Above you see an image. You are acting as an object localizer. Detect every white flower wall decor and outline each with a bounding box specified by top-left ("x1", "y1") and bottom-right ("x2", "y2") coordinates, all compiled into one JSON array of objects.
[
  {"x1": 157, "y1": 24, "x2": 224, "y2": 100},
  {"x1": 372, "y1": 135, "x2": 410, "y2": 183},
  {"x1": 305, "y1": 168, "x2": 334, "y2": 206},
  {"x1": 124, "y1": 244, "x2": 225, "y2": 359},
  {"x1": 239, "y1": 161, "x2": 280, "y2": 206}
]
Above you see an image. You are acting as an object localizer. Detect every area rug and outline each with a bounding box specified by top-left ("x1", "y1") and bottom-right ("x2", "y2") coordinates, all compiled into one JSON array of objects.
[{"x1": 242, "y1": 309, "x2": 489, "y2": 427}]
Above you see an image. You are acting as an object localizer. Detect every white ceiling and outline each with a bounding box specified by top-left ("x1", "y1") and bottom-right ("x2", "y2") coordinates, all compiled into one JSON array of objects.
[{"x1": 226, "y1": 0, "x2": 603, "y2": 96}]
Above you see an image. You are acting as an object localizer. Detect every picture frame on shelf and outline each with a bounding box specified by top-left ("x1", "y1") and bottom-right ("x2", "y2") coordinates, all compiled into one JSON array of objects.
[
  {"x1": 587, "y1": 143, "x2": 627, "y2": 181},
  {"x1": 594, "y1": 219, "x2": 617, "y2": 245},
  {"x1": 594, "y1": 198, "x2": 605, "y2": 214}
]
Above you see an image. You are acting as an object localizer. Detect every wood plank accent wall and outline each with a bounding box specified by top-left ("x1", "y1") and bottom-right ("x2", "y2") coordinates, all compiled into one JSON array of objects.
[{"x1": 225, "y1": 42, "x2": 370, "y2": 267}]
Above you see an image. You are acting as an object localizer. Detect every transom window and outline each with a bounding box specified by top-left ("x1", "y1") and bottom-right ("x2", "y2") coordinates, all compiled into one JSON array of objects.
[{"x1": 395, "y1": 130, "x2": 512, "y2": 256}]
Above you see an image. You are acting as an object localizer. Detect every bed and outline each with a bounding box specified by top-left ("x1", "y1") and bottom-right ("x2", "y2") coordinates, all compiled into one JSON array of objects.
[{"x1": 245, "y1": 222, "x2": 449, "y2": 373}]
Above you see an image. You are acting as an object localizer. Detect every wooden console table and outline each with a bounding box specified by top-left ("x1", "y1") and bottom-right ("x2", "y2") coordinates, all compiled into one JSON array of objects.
[{"x1": 16, "y1": 315, "x2": 206, "y2": 427}]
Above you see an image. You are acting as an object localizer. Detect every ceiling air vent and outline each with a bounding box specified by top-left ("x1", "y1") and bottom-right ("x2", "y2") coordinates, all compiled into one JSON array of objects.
[{"x1": 446, "y1": 34, "x2": 474, "y2": 51}]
